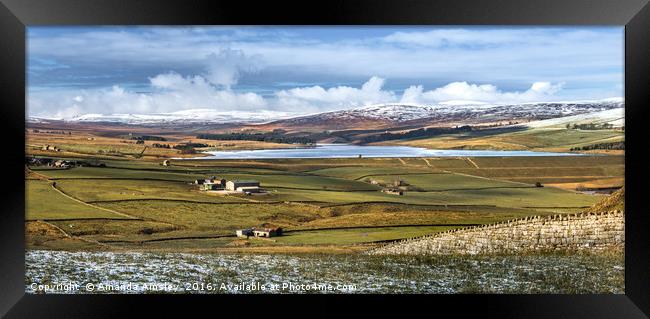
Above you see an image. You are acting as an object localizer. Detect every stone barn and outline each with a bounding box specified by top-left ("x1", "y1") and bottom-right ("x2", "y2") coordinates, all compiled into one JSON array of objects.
[
  {"x1": 236, "y1": 228, "x2": 254, "y2": 238},
  {"x1": 252, "y1": 227, "x2": 283, "y2": 238},
  {"x1": 226, "y1": 180, "x2": 260, "y2": 191}
]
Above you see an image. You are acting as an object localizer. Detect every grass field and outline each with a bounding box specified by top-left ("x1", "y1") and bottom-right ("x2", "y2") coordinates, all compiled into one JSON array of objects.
[
  {"x1": 388, "y1": 127, "x2": 624, "y2": 152},
  {"x1": 25, "y1": 154, "x2": 620, "y2": 252},
  {"x1": 361, "y1": 173, "x2": 526, "y2": 191},
  {"x1": 26, "y1": 180, "x2": 132, "y2": 220},
  {"x1": 53, "y1": 179, "x2": 248, "y2": 203},
  {"x1": 275, "y1": 226, "x2": 460, "y2": 245},
  {"x1": 26, "y1": 130, "x2": 293, "y2": 160},
  {"x1": 306, "y1": 166, "x2": 439, "y2": 179}
]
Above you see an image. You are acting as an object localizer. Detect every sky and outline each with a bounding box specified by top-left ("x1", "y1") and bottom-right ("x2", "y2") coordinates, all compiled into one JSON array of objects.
[{"x1": 27, "y1": 26, "x2": 624, "y2": 119}]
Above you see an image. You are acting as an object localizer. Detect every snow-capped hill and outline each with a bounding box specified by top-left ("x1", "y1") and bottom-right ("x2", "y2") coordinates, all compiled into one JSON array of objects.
[
  {"x1": 29, "y1": 99, "x2": 623, "y2": 129},
  {"x1": 525, "y1": 108, "x2": 625, "y2": 128},
  {"x1": 272, "y1": 99, "x2": 624, "y2": 128},
  {"x1": 59, "y1": 109, "x2": 297, "y2": 125}
]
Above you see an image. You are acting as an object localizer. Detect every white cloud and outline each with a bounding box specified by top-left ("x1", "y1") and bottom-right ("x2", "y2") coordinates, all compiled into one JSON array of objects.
[
  {"x1": 28, "y1": 73, "x2": 268, "y2": 119},
  {"x1": 203, "y1": 48, "x2": 262, "y2": 89},
  {"x1": 275, "y1": 76, "x2": 397, "y2": 111},
  {"x1": 27, "y1": 75, "x2": 572, "y2": 119},
  {"x1": 399, "y1": 81, "x2": 565, "y2": 104}
]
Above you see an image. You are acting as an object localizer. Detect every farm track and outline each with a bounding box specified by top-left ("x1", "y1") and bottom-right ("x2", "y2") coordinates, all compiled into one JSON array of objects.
[
  {"x1": 465, "y1": 158, "x2": 480, "y2": 169},
  {"x1": 50, "y1": 184, "x2": 140, "y2": 220},
  {"x1": 28, "y1": 167, "x2": 138, "y2": 219},
  {"x1": 28, "y1": 167, "x2": 185, "y2": 228}
]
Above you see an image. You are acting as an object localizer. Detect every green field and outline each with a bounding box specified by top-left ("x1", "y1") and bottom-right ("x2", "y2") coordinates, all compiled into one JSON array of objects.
[
  {"x1": 53, "y1": 179, "x2": 247, "y2": 203},
  {"x1": 361, "y1": 173, "x2": 527, "y2": 191},
  {"x1": 393, "y1": 126, "x2": 624, "y2": 152},
  {"x1": 275, "y1": 226, "x2": 459, "y2": 245},
  {"x1": 307, "y1": 166, "x2": 439, "y2": 179},
  {"x1": 26, "y1": 155, "x2": 618, "y2": 251},
  {"x1": 26, "y1": 180, "x2": 131, "y2": 220},
  {"x1": 264, "y1": 186, "x2": 596, "y2": 207}
]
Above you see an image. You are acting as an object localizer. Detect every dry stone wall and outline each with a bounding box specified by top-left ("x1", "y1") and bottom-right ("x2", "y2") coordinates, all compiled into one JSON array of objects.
[{"x1": 369, "y1": 210, "x2": 624, "y2": 255}]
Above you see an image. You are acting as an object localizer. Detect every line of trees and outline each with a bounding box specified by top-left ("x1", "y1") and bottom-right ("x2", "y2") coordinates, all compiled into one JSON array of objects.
[
  {"x1": 173, "y1": 143, "x2": 210, "y2": 149},
  {"x1": 570, "y1": 141, "x2": 624, "y2": 151},
  {"x1": 565, "y1": 123, "x2": 615, "y2": 130},
  {"x1": 130, "y1": 135, "x2": 167, "y2": 141},
  {"x1": 197, "y1": 132, "x2": 315, "y2": 144},
  {"x1": 358, "y1": 126, "x2": 473, "y2": 143}
]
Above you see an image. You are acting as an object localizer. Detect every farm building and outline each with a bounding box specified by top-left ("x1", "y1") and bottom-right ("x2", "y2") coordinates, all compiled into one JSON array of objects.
[
  {"x1": 236, "y1": 227, "x2": 282, "y2": 238},
  {"x1": 237, "y1": 186, "x2": 265, "y2": 195},
  {"x1": 198, "y1": 178, "x2": 264, "y2": 194},
  {"x1": 393, "y1": 179, "x2": 408, "y2": 187},
  {"x1": 41, "y1": 145, "x2": 60, "y2": 152},
  {"x1": 252, "y1": 227, "x2": 283, "y2": 238},
  {"x1": 54, "y1": 160, "x2": 73, "y2": 169},
  {"x1": 236, "y1": 228, "x2": 254, "y2": 238},
  {"x1": 203, "y1": 181, "x2": 226, "y2": 191},
  {"x1": 382, "y1": 188, "x2": 404, "y2": 196},
  {"x1": 196, "y1": 177, "x2": 224, "y2": 184},
  {"x1": 226, "y1": 180, "x2": 260, "y2": 191},
  {"x1": 201, "y1": 178, "x2": 227, "y2": 190}
]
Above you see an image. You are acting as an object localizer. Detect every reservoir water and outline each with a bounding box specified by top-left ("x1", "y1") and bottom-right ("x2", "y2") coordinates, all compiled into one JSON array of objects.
[{"x1": 197, "y1": 144, "x2": 582, "y2": 160}]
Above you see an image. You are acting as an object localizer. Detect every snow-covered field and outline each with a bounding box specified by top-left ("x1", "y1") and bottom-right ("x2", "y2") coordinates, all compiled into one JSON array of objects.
[
  {"x1": 524, "y1": 108, "x2": 625, "y2": 128},
  {"x1": 25, "y1": 250, "x2": 623, "y2": 294}
]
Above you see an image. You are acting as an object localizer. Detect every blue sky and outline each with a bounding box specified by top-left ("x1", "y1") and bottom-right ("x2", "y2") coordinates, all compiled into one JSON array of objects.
[{"x1": 27, "y1": 26, "x2": 624, "y2": 119}]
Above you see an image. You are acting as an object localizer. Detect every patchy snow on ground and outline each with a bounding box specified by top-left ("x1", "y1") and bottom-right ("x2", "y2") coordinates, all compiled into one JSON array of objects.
[
  {"x1": 25, "y1": 250, "x2": 623, "y2": 294},
  {"x1": 524, "y1": 108, "x2": 624, "y2": 128}
]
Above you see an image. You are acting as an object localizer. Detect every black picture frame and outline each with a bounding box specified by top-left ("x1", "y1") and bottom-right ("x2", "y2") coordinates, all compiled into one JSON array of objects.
[{"x1": 1, "y1": 0, "x2": 649, "y2": 317}]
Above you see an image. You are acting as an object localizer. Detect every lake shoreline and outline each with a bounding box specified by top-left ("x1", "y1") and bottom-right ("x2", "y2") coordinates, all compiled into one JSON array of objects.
[{"x1": 176, "y1": 143, "x2": 587, "y2": 160}]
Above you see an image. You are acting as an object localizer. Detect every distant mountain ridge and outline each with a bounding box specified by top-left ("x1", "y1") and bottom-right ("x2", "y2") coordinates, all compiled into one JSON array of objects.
[
  {"x1": 28, "y1": 99, "x2": 624, "y2": 130},
  {"x1": 28, "y1": 109, "x2": 298, "y2": 125},
  {"x1": 268, "y1": 99, "x2": 624, "y2": 129}
]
